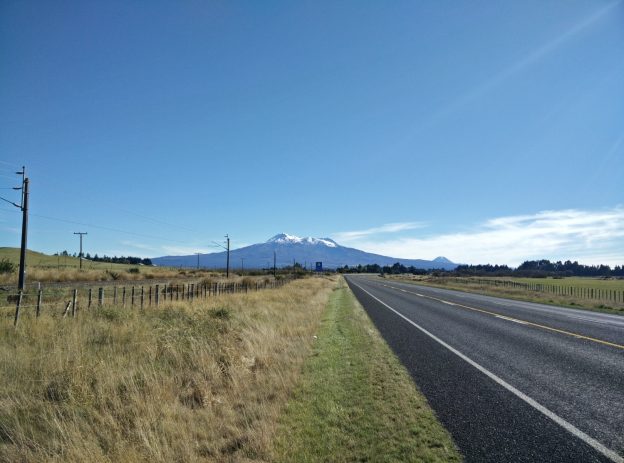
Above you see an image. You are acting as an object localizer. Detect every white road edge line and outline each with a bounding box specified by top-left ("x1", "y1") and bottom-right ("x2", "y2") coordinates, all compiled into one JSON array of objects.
[{"x1": 350, "y1": 280, "x2": 623, "y2": 463}]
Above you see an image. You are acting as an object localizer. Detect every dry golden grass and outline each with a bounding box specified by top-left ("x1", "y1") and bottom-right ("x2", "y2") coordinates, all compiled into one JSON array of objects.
[{"x1": 0, "y1": 276, "x2": 336, "y2": 462}]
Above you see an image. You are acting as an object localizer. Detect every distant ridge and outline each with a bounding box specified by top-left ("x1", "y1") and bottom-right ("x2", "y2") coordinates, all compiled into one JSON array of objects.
[{"x1": 152, "y1": 234, "x2": 457, "y2": 270}]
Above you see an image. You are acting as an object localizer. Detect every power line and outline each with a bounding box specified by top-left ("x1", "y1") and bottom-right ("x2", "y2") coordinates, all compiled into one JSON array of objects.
[
  {"x1": 29, "y1": 213, "x2": 194, "y2": 244},
  {"x1": 36, "y1": 177, "x2": 207, "y2": 235}
]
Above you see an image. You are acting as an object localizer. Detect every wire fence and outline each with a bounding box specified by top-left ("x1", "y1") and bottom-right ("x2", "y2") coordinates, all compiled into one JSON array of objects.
[
  {"x1": 447, "y1": 277, "x2": 624, "y2": 305},
  {"x1": 3, "y1": 278, "x2": 290, "y2": 326}
]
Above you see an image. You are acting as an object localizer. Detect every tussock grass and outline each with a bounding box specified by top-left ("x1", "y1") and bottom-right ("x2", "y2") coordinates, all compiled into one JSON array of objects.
[
  {"x1": 272, "y1": 279, "x2": 461, "y2": 462},
  {"x1": 0, "y1": 277, "x2": 336, "y2": 462}
]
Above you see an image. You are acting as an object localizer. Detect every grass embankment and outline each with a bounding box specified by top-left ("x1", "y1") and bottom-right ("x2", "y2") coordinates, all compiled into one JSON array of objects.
[
  {"x1": 273, "y1": 279, "x2": 461, "y2": 462},
  {"x1": 0, "y1": 247, "x2": 246, "y2": 286},
  {"x1": 0, "y1": 277, "x2": 335, "y2": 462},
  {"x1": 389, "y1": 275, "x2": 624, "y2": 315}
]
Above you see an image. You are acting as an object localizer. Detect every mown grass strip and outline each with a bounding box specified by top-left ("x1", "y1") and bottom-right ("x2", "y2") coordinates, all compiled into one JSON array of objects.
[{"x1": 273, "y1": 279, "x2": 461, "y2": 463}]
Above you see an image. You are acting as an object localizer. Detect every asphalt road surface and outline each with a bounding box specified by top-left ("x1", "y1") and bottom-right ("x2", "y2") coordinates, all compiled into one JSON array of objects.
[{"x1": 345, "y1": 275, "x2": 624, "y2": 463}]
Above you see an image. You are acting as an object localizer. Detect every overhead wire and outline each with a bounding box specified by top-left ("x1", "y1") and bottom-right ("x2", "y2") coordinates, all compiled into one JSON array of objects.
[{"x1": 29, "y1": 213, "x2": 195, "y2": 244}]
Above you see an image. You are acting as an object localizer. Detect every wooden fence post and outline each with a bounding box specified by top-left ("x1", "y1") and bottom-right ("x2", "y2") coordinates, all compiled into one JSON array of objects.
[
  {"x1": 155, "y1": 284, "x2": 159, "y2": 307},
  {"x1": 131, "y1": 286, "x2": 135, "y2": 307},
  {"x1": 149, "y1": 286, "x2": 152, "y2": 306},
  {"x1": 140, "y1": 286, "x2": 144, "y2": 309},
  {"x1": 98, "y1": 288, "x2": 104, "y2": 306},
  {"x1": 71, "y1": 289, "x2": 77, "y2": 317},
  {"x1": 113, "y1": 286, "x2": 118, "y2": 305},
  {"x1": 14, "y1": 291, "x2": 22, "y2": 327},
  {"x1": 36, "y1": 289, "x2": 42, "y2": 317},
  {"x1": 122, "y1": 287, "x2": 126, "y2": 307},
  {"x1": 88, "y1": 288, "x2": 92, "y2": 308}
]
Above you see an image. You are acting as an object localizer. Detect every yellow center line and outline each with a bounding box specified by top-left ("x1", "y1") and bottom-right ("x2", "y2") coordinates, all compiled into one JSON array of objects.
[{"x1": 383, "y1": 283, "x2": 624, "y2": 351}]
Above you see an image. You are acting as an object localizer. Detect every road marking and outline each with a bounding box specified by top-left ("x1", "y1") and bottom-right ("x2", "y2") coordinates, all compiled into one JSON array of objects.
[
  {"x1": 350, "y1": 280, "x2": 624, "y2": 463},
  {"x1": 380, "y1": 283, "x2": 624, "y2": 351},
  {"x1": 495, "y1": 315, "x2": 528, "y2": 325}
]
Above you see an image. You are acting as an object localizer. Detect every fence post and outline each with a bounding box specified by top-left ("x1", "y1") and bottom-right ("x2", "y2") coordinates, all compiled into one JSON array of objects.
[
  {"x1": 98, "y1": 288, "x2": 104, "y2": 306},
  {"x1": 122, "y1": 287, "x2": 126, "y2": 307},
  {"x1": 71, "y1": 289, "x2": 77, "y2": 317},
  {"x1": 140, "y1": 286, "x2": 144, "y2": 309},
  {"x1": 155, "y1": 284, "x2": 159, "y2": 307},
  {"x1": 13, "y1": 291, "x2": 22, "y2": 326},
  {"x1": 36, "y1": 289, "x2": 42, "y2": 317},
  {"x1": 149, "y1": 286, "x2": 152, "y2": 306},
  {"x1": 131, "y1": 286, "x2": 135, "y2": 307},
  {"x1": 88, "y1": 288, "x2": 92, "y2": 308},
  {"x1": 113, "y1": 286, "x2": 118, "y2": 305}
]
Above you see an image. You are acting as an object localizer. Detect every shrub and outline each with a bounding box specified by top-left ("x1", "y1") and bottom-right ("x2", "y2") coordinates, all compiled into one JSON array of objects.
[
  {"x1": 106, "y1": 270, "x2": 121, "y2": 280},
  {"x1": 127, "y1": 268, "x2": 140, "y2": 274},
  {"x1": 0, "y1": 259, "x2": 15, "y2": 274}
]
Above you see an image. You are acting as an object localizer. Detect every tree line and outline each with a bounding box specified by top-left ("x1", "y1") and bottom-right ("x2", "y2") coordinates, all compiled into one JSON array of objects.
[
  {"x1": 337, "y1": 259, "x2": 624, "y2": 277},
  {"x1": 55, "y1": 251, "x2": 153, "y2": 266}
]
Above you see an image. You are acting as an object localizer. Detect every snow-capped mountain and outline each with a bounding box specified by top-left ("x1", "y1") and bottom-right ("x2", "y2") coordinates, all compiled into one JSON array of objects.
[
  {"x1": 152, "y1": 233, "x2": 457, "y2": 270},
  {"x1": 267, "y1": 233, "x2": 338, "y2": 248}
]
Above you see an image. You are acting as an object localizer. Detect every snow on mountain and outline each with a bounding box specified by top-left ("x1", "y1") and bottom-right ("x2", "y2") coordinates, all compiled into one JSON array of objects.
[{"x1": 267, "y1": 233, "x2": 338, "y2": 248}]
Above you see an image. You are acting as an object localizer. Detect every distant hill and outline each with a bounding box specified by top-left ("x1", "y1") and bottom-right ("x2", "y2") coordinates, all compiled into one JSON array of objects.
[{"x1": 151, "y1": 233, "x2": 457, "y2": 270}]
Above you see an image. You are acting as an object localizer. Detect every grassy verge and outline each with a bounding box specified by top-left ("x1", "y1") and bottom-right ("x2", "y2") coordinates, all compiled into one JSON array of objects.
[
  {"x1": 0, "y1": 276, "x2": 335, "y2": 462},
  {"x1": 272, "y1": 278, "x2": 461, "y2": 462},
  {"x1": 387, "y1": 275, "x2": 624, "y2": 316}
]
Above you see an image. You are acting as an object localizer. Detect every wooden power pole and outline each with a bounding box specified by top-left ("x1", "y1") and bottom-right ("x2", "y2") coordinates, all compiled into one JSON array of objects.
[
  {"x1": 17, "y1": 174, "x2": 29, "y2": 291},
  {"x1": 74, "y1": 232, "x2": 87, "y2": 269},
  {"x1": 225, "y1": 234, "x2": 230, "y2": 278}
]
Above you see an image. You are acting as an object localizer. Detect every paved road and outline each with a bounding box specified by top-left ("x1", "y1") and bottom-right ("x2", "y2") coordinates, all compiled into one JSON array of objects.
[{"x1": 345, "y1": 275, "x2": 624, "y2": 463}]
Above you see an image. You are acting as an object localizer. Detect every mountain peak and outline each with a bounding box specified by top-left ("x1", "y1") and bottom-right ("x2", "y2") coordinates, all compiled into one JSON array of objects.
[
  {"x1": 433, "y1": 256, "x2": 453, "y2": 264},
  {"x1": 267, "y1": 233, "x2": 338, "y2": 248}
]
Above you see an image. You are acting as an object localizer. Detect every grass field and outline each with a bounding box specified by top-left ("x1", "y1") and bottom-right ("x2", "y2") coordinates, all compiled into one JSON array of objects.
[
  {"x1": 502, "y1": 276, "x2": 623, "y2": 290},
  {"x1": 0, "y1": 247, "x2": 136, "y2": 270},
  {"x1": 273, "y1": 279, "x2": 460, "y2": 462},
  {"x1": 0, "y1": 247, "x2": 228, "y2": 286},
  {"x1": 0, "y1": 276, "x2": 335, "y2": 462},
  {"x1": 389, "y1": 275, "x2": 624, "y2": 315}
]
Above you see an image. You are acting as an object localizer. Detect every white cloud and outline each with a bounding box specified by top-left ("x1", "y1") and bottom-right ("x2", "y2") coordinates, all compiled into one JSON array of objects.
[
  {"x1": 332, "y1": 222, "x2": 427, "y2": 242},
  {"x1": 337, "y1": 207, "x2": 624, "y2": 266},
  {"x1": 160, "y1": 245, "x2": 217, "y2": 256}
]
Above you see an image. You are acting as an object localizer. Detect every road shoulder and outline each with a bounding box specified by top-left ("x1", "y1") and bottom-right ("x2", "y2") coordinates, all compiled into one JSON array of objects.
[{"x1": 272, "y1": 277, "x2": 461, "y2": 463}]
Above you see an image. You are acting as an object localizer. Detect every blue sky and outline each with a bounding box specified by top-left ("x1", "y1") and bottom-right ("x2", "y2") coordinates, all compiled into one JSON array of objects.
[{"x1": 1, "y1": 0, "x2": 623, "y2": 266}]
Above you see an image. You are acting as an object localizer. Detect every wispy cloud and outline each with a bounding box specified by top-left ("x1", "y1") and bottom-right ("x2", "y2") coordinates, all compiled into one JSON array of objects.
[
  {"x1": 341, "y1": 207, "x2": 624, "y2": 266},
  {"x1": 411, "y1": 1, "x2": 621, "y2": 134},
  {"x1": 160, "y1": 245, "x2": 219, "y2": 256},
  {"x1": 119, "y1": 240, "x2": 160, "y2": 252},
  {"x1": 332, "y1": 222, "x2": 427, "y2": 242}
]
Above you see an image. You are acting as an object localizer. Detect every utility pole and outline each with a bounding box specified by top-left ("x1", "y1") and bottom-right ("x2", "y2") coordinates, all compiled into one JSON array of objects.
[
  {"x1": 225, "y1": 234, "x2": 230, "y2": 279},
  {"x1": 0, "y1": 166, "x2": 29, "y2": 290},
  {"x1": 196, "y1": 252, "x2": 200, "y2": 269},
  {"x1": 273, "y1": 251, "x2": 276, "y2": 278},
  {"x1": 73, "y1": 232, "x2": 87, "y2": 269},
  {"x1": 17, "y1": 168, "x2": 28, "y2": 291}
]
